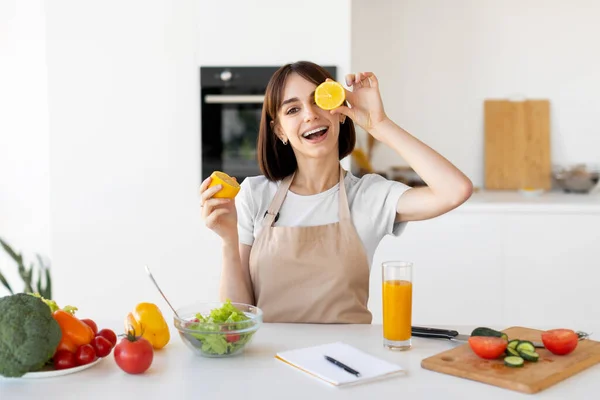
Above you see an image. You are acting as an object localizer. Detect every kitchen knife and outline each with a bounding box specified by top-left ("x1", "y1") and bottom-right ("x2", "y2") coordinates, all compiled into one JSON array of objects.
[{"x1": 411, "y1": 326, "x2": 545, "y2": 348}]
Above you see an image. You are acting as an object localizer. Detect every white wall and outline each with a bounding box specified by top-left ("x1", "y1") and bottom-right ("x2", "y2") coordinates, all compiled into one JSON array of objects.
[
  {"x1": 352, "y1": 0, "x2": 600, "y2": 187},
  {"x1": 44, "y1": 0, "x2": 203, "y2": 321},
  {"x1": 196, "y1": 0, "x2": 351, "y2": 79},
  {"x1": 0, "y1": 0, "x2": 51, "y2": 294},
  {"x1": 1, "y1": 0, "x2": 351, "y2": 324}
]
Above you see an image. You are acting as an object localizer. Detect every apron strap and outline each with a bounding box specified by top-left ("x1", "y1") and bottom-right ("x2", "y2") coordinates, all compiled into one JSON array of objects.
[
  {"x1": 338, "y1": 166, "x2": 351, "y2": 221},
  {"x1": 263, "y1": 171, "x2": 295, "y2": 227},
  {"x1": 263, "y1": 165, "x2": 350, "y2": 226}
]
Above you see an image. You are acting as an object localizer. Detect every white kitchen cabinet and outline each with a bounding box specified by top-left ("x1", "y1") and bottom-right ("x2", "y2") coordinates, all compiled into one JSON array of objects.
[
  {"x1": 368, "y1": 191, "x2": 600, "y2": 333},
  {"x1": 503, "y1": 213, "x2": 600, "y2": 331}
]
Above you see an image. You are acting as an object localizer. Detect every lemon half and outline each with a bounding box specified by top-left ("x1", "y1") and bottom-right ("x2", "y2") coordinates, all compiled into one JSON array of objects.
[
  {"x1": 208, "y1": 171, "x2": 241, "y2": 199},
  {"x1": 315, "y1": 81, "x2": 346, "y2": 110}
]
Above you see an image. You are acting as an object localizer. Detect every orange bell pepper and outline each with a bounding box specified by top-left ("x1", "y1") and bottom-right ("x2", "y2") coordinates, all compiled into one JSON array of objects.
[{"x1": 53, "y1": 310, "x2": 95, "y2": 353}]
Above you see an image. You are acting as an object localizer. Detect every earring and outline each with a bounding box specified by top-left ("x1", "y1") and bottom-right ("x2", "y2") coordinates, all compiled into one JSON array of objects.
[{"x1": 281, "y1": 139, "x2": 288, "y2": 145}]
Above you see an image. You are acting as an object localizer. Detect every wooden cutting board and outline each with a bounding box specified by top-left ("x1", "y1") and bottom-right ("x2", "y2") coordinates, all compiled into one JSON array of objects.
[
  {"x1": 484, "y1": 100, "x2": 551, "y2": 190},
  {"x1": 421, "y1": 327, "x2": 600, "y2": 394}
]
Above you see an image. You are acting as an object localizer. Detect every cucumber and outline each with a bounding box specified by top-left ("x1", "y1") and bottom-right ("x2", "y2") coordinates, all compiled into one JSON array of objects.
[
  {"x1": 516, "y1": 341, "x2": 535, "y2": 353},
  {"x1": 501, "y1": 333, "x2": 508, "y2": 341},
  {"x1": 471, "y1": 327, "x2": 505, "y2": 338},
  {"x1": 506, "y1": 347, "x2": 520, "y2": 357},
  {"x1": 519, "y1": 349, "x2": 539, "y2": 362},
  {"x1": 504, "y1": 356, "x2": 524, "y2": 368},
  {"x1": 508, "y1": 339, "x2": 520, "y2": 349}
]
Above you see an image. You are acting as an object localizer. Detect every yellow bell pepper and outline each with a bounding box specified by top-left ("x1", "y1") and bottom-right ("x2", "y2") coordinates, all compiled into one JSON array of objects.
[{"x1": 125, "y1": 302, "x2": 170, "y2": 349}]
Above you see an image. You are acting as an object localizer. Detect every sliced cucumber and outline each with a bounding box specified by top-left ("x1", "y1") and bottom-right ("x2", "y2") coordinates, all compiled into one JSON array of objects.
[
  {"x1": 506, "y1": 347, "x2": 520, "y2": 357},
  {"x1": 504, "y1": 356, "x2": 524, "y2": 368},
  {"x1": 501, "y1": 333, "x2": 508, "y2": 341},
  {"x1": 516, "y1": 341, "x2": 535, "y2": 353},
  {"x1": 519, "y1": 349, "x2": 540, "y2": 362},
  {"x1": 508, "y1": 339, "x2": 520, "y2": 350},
  {"x1": 471, "y1": 327, "x2": 504, "y2": 338}
]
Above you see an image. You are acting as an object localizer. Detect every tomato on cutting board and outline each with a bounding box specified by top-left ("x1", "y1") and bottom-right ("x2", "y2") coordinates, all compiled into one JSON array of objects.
[
  {"x1": 469, "y1": 336, "x2": 508, "y2": 359},
  {"x1": 542, "y1": 329, "x2": 579, "y2": 355}
]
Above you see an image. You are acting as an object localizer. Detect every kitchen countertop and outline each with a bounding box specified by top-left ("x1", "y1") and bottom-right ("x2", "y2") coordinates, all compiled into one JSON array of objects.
[
  {"x1": 456, "y1": 189, "x2": 600, "y2": 213},
  {"x1": 1, "y1": 323, "x2": 598, "y2": 399}
]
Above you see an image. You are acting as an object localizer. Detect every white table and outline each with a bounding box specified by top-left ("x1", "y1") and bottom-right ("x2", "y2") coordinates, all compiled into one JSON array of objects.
[{"x1": 1, "y1": 324, "x2": 598, "y2": 399}]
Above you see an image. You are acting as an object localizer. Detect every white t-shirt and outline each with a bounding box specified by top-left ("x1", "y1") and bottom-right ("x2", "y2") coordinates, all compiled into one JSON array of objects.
[{"x1": 236, "y1": 171, "x2": 412, "y2": 268}]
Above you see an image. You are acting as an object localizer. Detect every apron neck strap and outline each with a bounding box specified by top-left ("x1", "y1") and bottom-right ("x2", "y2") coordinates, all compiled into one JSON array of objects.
[
  {"x1": 338, "y1": 166, "x2": 351, "y2": 221},
  {"x1": 263, "y1": 171, "x2": 295, "y2": 227},
  {"x1": 263, "y1": 165, "x2": 350, "y2": 227}
]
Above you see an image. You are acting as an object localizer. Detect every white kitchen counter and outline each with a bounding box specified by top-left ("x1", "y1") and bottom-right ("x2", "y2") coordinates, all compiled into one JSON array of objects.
[
  {"x1": 456, "y1": 190, "x2": 600, "y2": 213},
  {"x1": 1, "y1": 323, "x2": 598, "y2": 399}
]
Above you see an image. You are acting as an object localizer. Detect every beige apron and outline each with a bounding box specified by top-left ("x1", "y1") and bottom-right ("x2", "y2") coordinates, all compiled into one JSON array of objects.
[{"x1": 249, "y1": 166, "x2": 372, "y2": 324}]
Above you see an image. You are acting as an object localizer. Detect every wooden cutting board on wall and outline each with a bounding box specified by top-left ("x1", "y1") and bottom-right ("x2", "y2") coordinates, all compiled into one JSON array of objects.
[
  {"x1": 484, "y1": 100, "x2": 551, "y2": 190},
  {"x1": 421, "y1": 326, "x2": 600, "y2": 394}
]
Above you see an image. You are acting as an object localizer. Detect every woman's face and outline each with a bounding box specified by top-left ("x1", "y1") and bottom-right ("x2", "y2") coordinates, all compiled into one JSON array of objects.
[{"x1": 273, "y1": 73, "x2": 344, "y2": 160}]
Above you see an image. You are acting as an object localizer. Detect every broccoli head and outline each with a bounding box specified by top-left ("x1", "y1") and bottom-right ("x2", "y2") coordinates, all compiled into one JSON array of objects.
[{"x1": 0, "y1": 293, "x2": 62, "y2": 377}]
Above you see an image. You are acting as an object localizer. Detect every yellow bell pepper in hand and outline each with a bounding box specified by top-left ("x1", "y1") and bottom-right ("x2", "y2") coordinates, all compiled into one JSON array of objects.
[{"x1": 125, "y1": 302, "x2": 170, "y2": 349}]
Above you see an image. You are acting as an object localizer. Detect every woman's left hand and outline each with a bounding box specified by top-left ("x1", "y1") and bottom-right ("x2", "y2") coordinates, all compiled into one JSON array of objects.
[{"x1": 329, "y1": 72, "x2": 389, "y2": 139}]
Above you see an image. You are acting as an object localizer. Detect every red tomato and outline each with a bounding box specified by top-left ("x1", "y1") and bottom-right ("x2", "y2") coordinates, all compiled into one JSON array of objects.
[
  {"x1": 97, "y1": 328, "x2": 118, "y2": 347},
  {"x1": 81, "y1": 319, "x2": 98, "y2": 335},
  {"x1": 468, "y1": 336, "x2": 508, "y2": 359},
  {"x1": 81, "y1": 319, "x2": 98, "y2": 336},
  {"x1": 53, "y1": 350, "x2": 77, "y2": 370},
  {"x1": 225, "y1": 333, "x2": 240, "y2": 343},
  {"x1": 542, "y1": 329, "x2": 578, "y2": 355},
  {"x1": 114, "y1": 335, "x2": 154, "y2": 374},
  {"x1": 221, "y1": 325, "x2": 240, "y2": 342},
  {"x1": 75, "y1": 344, "x2": 97, "y2": 366},
  {"x1": 92, "y1": 335, "x2": 113, "y2": 357}
]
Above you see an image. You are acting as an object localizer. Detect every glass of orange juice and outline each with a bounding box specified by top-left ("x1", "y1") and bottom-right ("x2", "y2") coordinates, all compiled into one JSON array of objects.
[{"x1": 382, "y1": 261, "x2": 413, "y2": 350}]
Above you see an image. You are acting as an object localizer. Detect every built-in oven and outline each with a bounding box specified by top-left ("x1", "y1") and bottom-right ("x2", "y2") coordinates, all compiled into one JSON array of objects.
[{"x1": 200, "y1": 65, "x2": 337, "y2": 183}]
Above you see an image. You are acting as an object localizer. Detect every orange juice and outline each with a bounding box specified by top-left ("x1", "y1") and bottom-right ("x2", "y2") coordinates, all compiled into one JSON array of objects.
[{"x1": 382, "y1": 279, "x2": 412, "y2": 341}]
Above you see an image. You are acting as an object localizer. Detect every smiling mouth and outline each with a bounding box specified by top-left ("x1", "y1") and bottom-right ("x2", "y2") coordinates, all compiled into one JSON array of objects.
[{"x1": 301, "y1": 127, "x2": 328, "y2": 142}]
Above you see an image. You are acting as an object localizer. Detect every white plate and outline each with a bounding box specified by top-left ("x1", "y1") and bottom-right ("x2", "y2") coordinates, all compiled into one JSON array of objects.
[{"x1": 18, "y1": 356, "x2": 104, "y2": 379}]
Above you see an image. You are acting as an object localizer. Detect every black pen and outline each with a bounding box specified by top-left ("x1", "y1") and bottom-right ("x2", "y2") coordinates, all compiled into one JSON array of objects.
[{"x1": 324, "y1": 355, "x2": 361, "y2": 377}]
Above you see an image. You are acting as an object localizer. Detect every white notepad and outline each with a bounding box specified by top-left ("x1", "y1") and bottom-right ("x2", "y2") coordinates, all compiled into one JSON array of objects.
[{"x1": 275, "y1": 342, "x2": 406, "y2": 387}]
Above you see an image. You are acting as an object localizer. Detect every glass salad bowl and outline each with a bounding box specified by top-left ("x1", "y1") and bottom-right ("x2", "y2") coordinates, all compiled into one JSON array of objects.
[{"x1": 173, "y1": 300, "x2": 263, "y2": 358}]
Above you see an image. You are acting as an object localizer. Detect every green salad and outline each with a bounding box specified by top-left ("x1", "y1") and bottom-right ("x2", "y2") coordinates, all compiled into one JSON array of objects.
[{"x1": 186, "y1": 300, "x2": 255, "y2": 356}]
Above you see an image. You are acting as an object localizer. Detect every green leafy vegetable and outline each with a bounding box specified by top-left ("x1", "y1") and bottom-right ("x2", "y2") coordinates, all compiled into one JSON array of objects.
[
  {"x1": 186, "y1": 300, "x2": 255, "y2": 356},
  {"x1": 29, "y1": 292, "x2": 78, "y2": 314}
]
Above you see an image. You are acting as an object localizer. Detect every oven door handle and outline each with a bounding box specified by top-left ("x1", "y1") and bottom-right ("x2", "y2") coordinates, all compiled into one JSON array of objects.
[{"x1": 204, "y1": 94, "x2": 264, "y2": 104}]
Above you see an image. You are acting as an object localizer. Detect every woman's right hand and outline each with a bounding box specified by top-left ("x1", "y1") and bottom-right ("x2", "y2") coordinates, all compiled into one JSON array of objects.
[{"x1": 199, "y1": 176, "x2": 238, "y2": 242}]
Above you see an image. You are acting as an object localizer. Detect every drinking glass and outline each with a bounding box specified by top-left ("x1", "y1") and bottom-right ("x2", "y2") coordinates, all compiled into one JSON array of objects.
[{"x1": 382, "y1": 261, "x2": 413, "y2": 350}]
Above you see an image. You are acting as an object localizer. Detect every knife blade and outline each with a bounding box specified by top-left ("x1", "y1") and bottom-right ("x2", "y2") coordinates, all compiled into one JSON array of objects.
[{"x1": 411, "y1": 326, "x2": 546, "y2": 347}]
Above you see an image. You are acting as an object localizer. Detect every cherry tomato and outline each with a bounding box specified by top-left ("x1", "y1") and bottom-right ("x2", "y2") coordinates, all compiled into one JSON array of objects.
[
  {"x1": 221, "y1": 325, "x2": 240, "y2": 342},
  {"x1": 92, "y1": 335, "x2": 113, "y2": 357},
  {"x1": 53, "y1": 350, "x2": 77, "y2": 370},
  {"x1": 468, "y1": 336, "x2": 508, "y2": 359},
  {"x1": 97, "y1": 328, "x2": 118, "y2": 347},
  {"x1": 542, "y1": 329, "x2": 579, "y2": 355},
  {"x1": 225, "y1": 333, "x2": 240, "y2": 343},
  {"x1": 114, "y1": 335, "x2": 154, "y2": 374},
  {"x1": 81, "y1": 319, "x2": 98, "y2": 335},
  {"x1": 75, "y1": 344, "x2": 97, "y2": 366}
]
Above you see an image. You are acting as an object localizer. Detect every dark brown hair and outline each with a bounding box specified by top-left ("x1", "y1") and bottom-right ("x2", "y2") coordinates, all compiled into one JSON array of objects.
[{"x1": 257, "y1": 61, "x2": 356, "y2": 181}]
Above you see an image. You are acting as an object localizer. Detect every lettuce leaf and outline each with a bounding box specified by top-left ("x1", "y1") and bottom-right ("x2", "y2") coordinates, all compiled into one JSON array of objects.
[
  {"x1": 29, "y1": 293, "x2": 77, "y2": 314},
  {"x1": 187, "y1": 299, "x2": 253, "y2": 356}
]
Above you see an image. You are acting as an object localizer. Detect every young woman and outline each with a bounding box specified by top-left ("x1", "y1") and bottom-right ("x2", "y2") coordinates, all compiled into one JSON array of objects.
[{"x1": 200, "y1": 61, "x2": 472, "y2": 323}]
